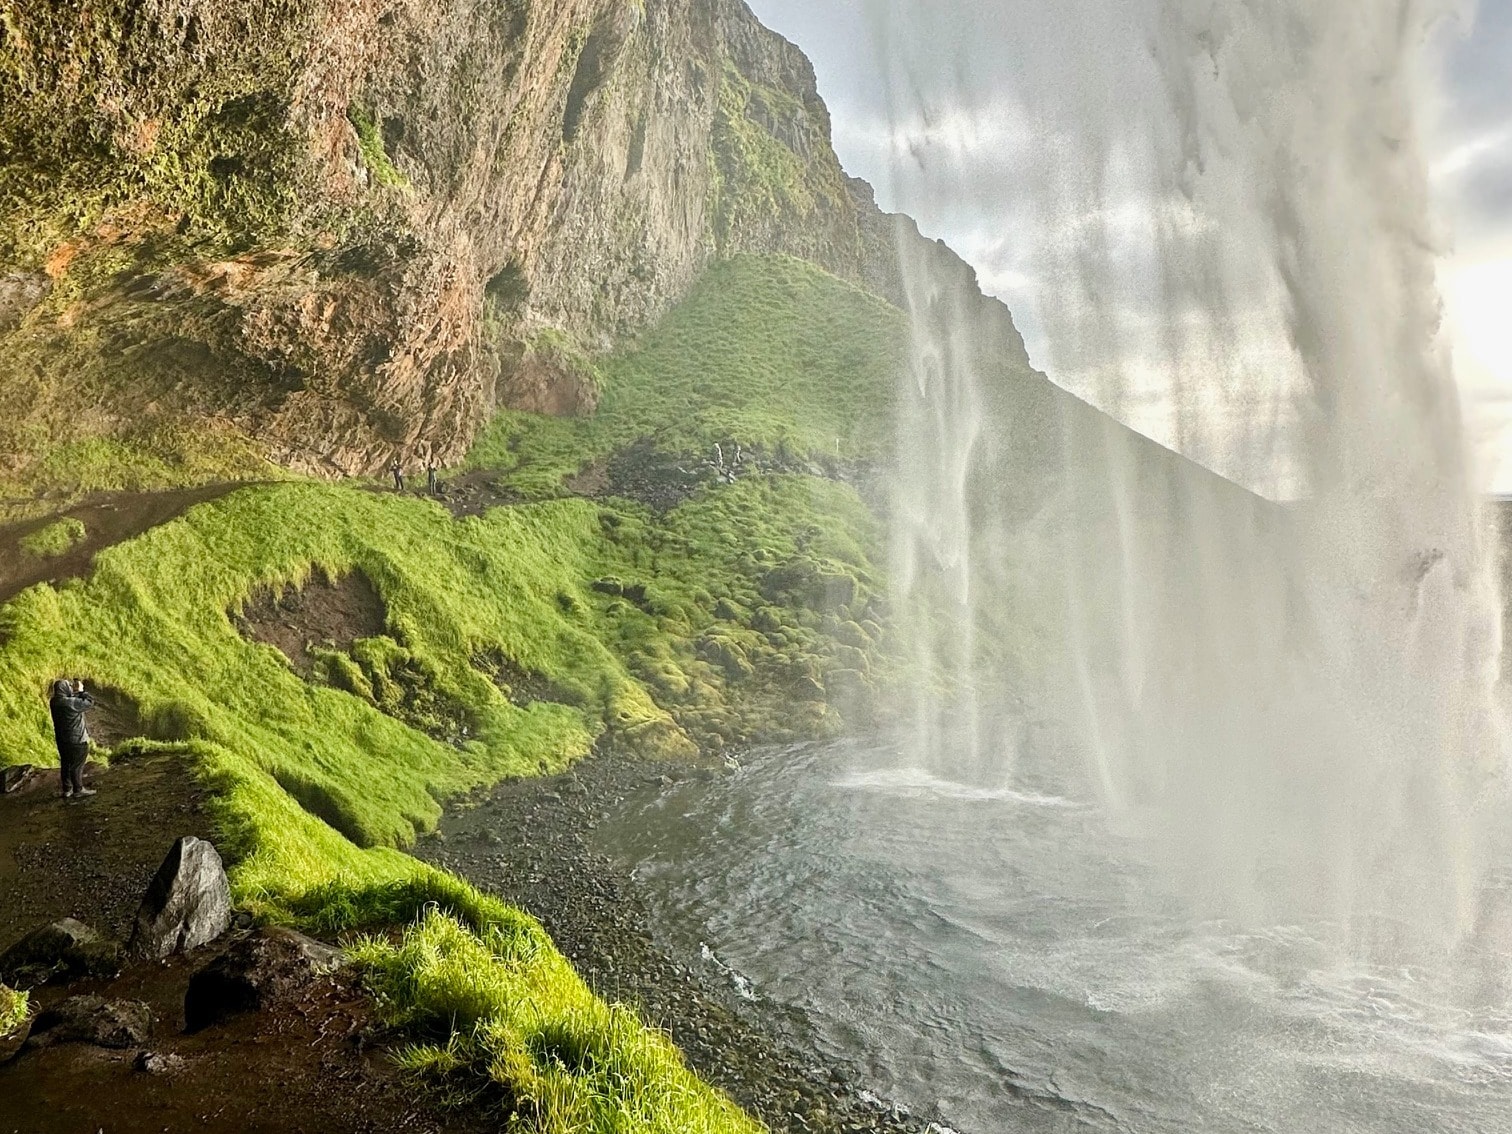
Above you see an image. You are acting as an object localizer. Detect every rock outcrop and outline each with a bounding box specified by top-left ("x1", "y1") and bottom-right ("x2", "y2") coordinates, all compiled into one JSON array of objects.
[
  {"x1": 184, "y1": 927, "x2": 344, "y2": 1033},
  {"x1": 0, "y1": 918, "x2": 121, "y2": 990},
  {"x1": 26, "y1": 994, "x2": 155, "y2": 1049},
  {"x1": 127, "y1": 837, "x2": 232, "y2": 959},
  {"x1": 0, "y1": 0, "x2": 884, "y2": 479}
]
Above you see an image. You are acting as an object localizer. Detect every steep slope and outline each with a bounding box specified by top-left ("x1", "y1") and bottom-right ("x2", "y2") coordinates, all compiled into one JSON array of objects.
[{"x1": 0, "y1": 0, "x2": 870, "y2": 486}]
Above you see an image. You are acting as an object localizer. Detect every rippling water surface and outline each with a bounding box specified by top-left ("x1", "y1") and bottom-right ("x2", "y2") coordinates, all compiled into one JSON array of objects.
[{"x1": 594, "y1": 739, "x2": 1512, "y2": 1133}]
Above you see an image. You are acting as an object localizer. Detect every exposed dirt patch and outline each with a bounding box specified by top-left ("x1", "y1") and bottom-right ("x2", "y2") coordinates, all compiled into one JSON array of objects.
[
  {"x1": 0, "y1": 483, "x2": 249, "y2": 608},
  {"x1": 0, "y1": 752, "x2": 491, "y2": 1133},
  {"x1": 235, "y1": 570, "x2": 387, "y2": 678},
  {"x1": 586, "y1": 438, "x2": 720, "y2": 513},
  {"x1": 414, "y1": 751, "x2": 936, "y2": 1134},
  {"x1": 435, "y1": 470, "x2": 527, "y2": 518},
  {"x1": 83, "y1": 687, "x2": 152, "y2": 750},
  {"x1": 237, "y1": 570, "x2": 473, "y2": 747},
  {"x1": 569, "y1": 439, "x2": 884, "y2": 515}
]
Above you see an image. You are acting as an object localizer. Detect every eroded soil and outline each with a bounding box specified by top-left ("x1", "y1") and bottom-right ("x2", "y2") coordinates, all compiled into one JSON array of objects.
[
  {"x1": 235, "y1": 570, "x2": 387, "y2": 678},
  {"x1": 0, "y1": 754, "x2": 212, "y2": 948}
]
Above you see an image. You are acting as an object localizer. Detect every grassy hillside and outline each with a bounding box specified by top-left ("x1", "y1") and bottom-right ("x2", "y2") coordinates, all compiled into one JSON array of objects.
[
  {"x1": 468, "y1": 254, "x2": 906, "y2": 497},
  {"x1": 0, "y1": 253, "x2": 904, "y2": 1131}
]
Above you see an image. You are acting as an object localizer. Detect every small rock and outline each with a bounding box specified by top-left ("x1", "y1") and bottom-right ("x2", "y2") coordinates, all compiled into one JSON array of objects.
[
  {"x1": 27, "y1": 995, "x2": 154, "y2": 1049},
  {"x1": 1, "y1": 764, "x2": 36, "y2": 794},
  {"x1": 184, "y1": 927, "x2": 345, "y2": 1033},
  {"x1": 0, "y1": 918, "x2": 120, "y2": 990},
  {"x1": 128, "y1": 836, "x2": 231, "y2": 959},
  {"x1": 134, "y1": 1050, "x2": 186, "y2": 1075}
]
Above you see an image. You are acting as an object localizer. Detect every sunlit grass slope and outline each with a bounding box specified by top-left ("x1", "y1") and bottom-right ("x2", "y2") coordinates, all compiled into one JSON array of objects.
[
  {"x1": 0, "y1": 253, "x2": 901, "y2": 1130},
  {"x1": 467, "y1": 253, "x2": 906, "y2": 496},
  {"x1": 0, "y1": 479, "x2": 843, "y2": 1131}
]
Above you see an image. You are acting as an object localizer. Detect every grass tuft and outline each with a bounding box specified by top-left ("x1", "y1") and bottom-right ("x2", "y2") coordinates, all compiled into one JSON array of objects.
[
  {"x1": 0, "y1": 984, "x2": 27, "y2": 1037},
  {"x1": 354, "y1": 911, "x2": 763, "y2": 1134},
  {"x1": 466, "y1": 254, "x2": 905, "y2": 495},
  {"x1": 20, "y1": 517, "x2": 86, "y2": 558}
]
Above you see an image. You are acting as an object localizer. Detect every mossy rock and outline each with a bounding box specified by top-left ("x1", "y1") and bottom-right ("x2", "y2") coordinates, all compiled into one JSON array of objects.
[{"x1": 760, "y1": 556, "x2": 857, "y2": 611}]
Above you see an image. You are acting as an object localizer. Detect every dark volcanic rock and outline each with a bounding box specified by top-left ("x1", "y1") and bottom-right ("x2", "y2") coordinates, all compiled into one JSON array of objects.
[
  {"x1": 0, "y1": 272, "x2": 49, "y2": 335},
  {"x1": 0, "y1": 918, "x2": 121, "y2": 990},
  {"x1": 27, "y1": 995, "x2": 154, "y2": 1049},
  {"x1": 184, "y1": 927, "x2": 345, "y2": 1033},
  {"x1": 127, "y1": 837, "x2": 232, "y2": 959}
]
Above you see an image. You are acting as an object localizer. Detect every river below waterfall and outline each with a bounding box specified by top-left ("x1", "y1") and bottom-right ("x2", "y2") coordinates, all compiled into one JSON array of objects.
[{"x1": 593, "y1": 738, "x2": 1512, "y2": 1134}]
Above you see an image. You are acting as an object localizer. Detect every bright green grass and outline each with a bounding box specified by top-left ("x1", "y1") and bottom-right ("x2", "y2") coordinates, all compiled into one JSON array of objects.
[
  {"x1": 0, "y1": 427, "x2": 285, "y2": 523},
  {"x1": 466, "y1": 254, "x2": 906, "y2": 496},
  {"x1": 19, "y1": 517, "x2": 86, "y2": 557},
  {"x1": 0, "y1": 984, "x2": 26, "y2": 1037},
  {"x1": 355, "y1": 911, "x2": 763, "y2": 1133},
  {"x1": 0, "y1": 484, "x2": 687, "y2": 864}
]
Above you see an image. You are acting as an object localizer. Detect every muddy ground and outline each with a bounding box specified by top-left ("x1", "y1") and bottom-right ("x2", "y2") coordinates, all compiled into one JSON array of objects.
[
  {"x1": 414, "y1": 751, "x2": 939, "y2": 1134},
  {"x1": 0, "y1": 754, "x2": 488, "y2": 1134}
]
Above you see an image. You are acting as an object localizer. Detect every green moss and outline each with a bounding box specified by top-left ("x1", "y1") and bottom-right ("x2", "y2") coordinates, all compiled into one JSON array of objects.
[
  {"x1": 0, "y1": 3, "x2": 320, "y2": 268},
  {"x1": 348, "y1": 105, "x2": 408, "y2": 191},
  {"x1": 19, "y1": 517, "x2": 86, "y2": 558},
  {"x1": 0, "y1": 984, "x2": 26, "y2": 1037},
  {"x1": 709, "y1": 59, "x2": 849, "y2": 252},
  {"x1": 467, "y1": 254, "x2": 906, "y2": 494}
]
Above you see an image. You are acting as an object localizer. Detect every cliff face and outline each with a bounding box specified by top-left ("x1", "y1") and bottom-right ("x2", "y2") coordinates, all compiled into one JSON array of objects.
[{"x1": 0, "y1": 0, "x2": 869, "y2": 478}]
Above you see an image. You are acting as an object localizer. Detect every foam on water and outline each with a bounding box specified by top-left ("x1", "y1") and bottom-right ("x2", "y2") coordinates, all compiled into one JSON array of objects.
[
  {"x1": 831, "y1": 767, "x2": 1078, "y2": 808},
  {"x1": 594, "y1": 740, "x2": 1512, "y2": 1132}
]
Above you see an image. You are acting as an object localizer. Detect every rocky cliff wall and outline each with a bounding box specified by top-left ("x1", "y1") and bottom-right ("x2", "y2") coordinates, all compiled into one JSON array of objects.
[{"x1": 0, "y1": 0, "x2": 871, "y2": 478}]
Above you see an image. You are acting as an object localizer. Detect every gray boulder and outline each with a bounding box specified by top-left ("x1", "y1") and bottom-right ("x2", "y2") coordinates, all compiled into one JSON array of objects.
[
  {"x1": 26, "y1": 995, "x2": 154, "y2": 1049},
  {"x1": 184, "y1": 927, "x2": 344, "y2": 1033},
  {"x1": 0, "y1": 918, "x2": 121, "y2": 990},
  {"x1": 1, "y1": 764, "x2": 37, "y2": 795},
  {"x1": 127, "y1": 837, "x2": 231, "y2": 959}
]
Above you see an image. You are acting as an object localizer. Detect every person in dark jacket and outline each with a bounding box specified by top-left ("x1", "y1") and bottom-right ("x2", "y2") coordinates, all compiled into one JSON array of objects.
[
  {"x1": 389, "y1": 457, "x2": 405, "y2": 492},
  {"x1": 49, "y1": 678, "x2": 95, "y2": 799},
  {"x1": 426, "y1": 458, "x2": 439, "y2": 496}
]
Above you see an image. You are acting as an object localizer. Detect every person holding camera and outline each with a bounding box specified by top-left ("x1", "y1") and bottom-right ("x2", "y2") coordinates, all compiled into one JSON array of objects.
[{"x1": 49, "y1": 678, "x2": 96, "y2": 799}]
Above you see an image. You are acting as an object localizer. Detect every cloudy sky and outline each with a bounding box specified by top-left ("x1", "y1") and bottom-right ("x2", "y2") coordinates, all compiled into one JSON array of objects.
[{"x1": 745, "y1": 0, "x2": 1512, "y2": 493}]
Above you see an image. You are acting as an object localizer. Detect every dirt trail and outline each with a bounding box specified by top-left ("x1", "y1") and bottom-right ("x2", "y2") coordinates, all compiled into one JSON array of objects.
[
  {"x1": 0, "y1": 483, "x2": 250, "y2": 608},
  {"x1": 0, "y1": 756, "x2": 211, "y2": 948},
  {"x1": 0, "y1": 754, "x2": 488, "y2": 1134}
]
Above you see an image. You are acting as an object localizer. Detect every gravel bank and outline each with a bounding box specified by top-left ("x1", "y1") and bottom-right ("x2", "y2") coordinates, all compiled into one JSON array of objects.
[{"x1": 412, "y1": 750, "x2": 944, "y2": 1134}]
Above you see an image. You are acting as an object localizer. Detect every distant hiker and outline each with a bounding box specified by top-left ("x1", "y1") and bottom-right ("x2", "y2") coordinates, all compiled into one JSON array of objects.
[
  {"x1": 49, "y1": 678, "x2": 96, "y2": 799},
  {"x1": 426, "y1": 459, "x2": 439, "y2": 496},
  {"x1": 389, "y1": 457, "x2": 405, "y2": 492}
]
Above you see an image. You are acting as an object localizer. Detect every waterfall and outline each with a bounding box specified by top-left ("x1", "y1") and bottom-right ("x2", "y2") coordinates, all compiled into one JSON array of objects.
[{"x1": 870, "y1": 0, "x2": 1510, "y2": 959}]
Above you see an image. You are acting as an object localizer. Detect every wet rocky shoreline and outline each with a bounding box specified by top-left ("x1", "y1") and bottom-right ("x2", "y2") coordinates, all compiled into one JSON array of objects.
[{"x1": 411, "y1": 749, "x2": 946, "y2": 1134}]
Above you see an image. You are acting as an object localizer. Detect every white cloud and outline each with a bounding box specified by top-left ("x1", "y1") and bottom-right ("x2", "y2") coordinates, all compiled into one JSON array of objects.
[{"x1": 1432, "y1": 125, "x2": 1512, "y2": 181}]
